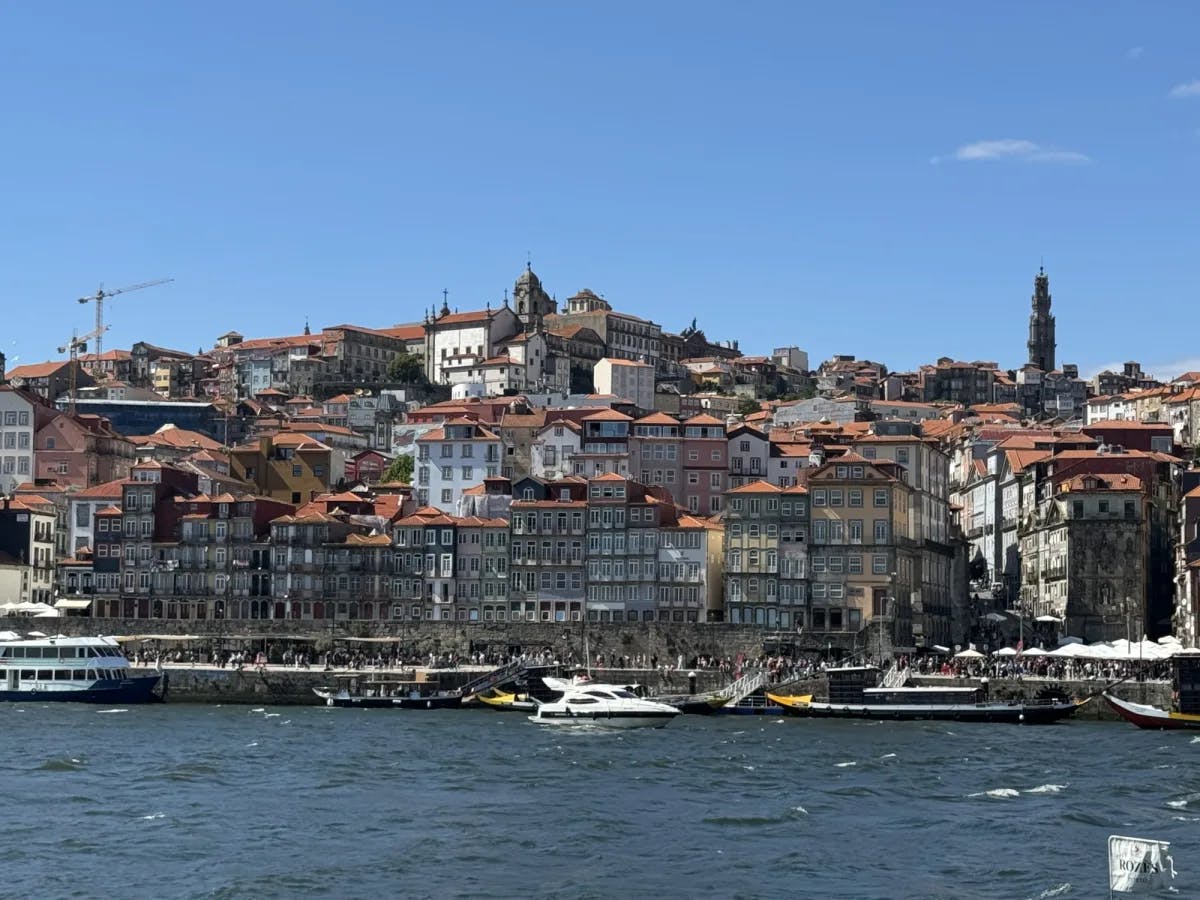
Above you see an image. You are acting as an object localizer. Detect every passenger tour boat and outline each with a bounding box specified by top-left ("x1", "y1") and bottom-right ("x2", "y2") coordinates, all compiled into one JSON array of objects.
[{"x1": 0, "y1": 635, "x2": 165, "y2": 703}]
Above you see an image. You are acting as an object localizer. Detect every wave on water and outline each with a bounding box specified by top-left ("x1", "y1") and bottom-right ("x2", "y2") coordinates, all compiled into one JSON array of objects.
[
  {"x1": 1028, "y1": 883, "x2": 1072, "y2": 899},
  {"x1": 250, "y1": 708, "x2": 265, "y2": 713},
  {"x1": 1166, "y1": 799, "x2": 1188, "y2": 809},
  {"x1": 1191, "y1": 736, "x2": 1200, "y2": 744},
  {"x1": 969, "y1": 788, "x2": 1020, "y2": 799},
  {"x1": 879, "y1": 753, "x2": 897, "y2": 759},
  {"x1": 38, "y1": 757, "x2": 85, "y2": 772},
  {"x1": 1024, "y1": 784, "x2": 1067, "y2": 795},
  {"x1": 138, "y1": 813, "x2": 165, "y2": 821},
  {"x1": 96, "y1": 708, "x2": 128, "y2": 714},
  {"x1": 835, "y1": 761, "x2": 856, "y2": 768},
  {"x1": 246, "y1": 741, "x2": 259, "y2": 748}
]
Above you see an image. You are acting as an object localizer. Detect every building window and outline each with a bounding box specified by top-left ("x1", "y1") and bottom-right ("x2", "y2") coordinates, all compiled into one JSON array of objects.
[{"x1": 873, "y1": 489, "x2": 888, "y2": 507}]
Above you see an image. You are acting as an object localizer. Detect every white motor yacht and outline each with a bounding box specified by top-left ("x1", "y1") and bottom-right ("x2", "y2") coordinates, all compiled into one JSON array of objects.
[{"x1": 528, "y1": 678, "x2": 681, "y2": 728}]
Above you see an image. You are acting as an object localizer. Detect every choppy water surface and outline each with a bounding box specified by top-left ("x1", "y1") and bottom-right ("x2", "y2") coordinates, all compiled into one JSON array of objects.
[{"x1": 2, "y1": 704, "x2": 1196, "y2": 899}]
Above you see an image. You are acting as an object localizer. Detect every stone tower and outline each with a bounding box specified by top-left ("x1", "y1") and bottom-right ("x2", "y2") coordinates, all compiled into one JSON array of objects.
[
  {"x1": 513, "y1": 263, "x2": 554, "y2": 334},
  {"x1": 1027, "y1": 266, "x2": 1056, "y2": 372}
]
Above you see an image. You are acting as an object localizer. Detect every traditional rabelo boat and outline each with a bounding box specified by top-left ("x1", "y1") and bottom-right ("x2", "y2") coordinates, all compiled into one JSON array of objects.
[
  {"x1": 771, "y1": 665, "x2": 1079, "y2": 724},
  {"x1": 1104, "y1": 650, "x2": 1200, "y2": 730},
  {"x1": 313, "y1": 680, "x2": 464, "y2": 710}
]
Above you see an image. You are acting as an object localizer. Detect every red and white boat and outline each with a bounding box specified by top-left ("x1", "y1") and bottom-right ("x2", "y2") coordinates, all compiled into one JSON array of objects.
[{"x1": 1103, "y1": 693, "x2": 1200, "y2": 730}]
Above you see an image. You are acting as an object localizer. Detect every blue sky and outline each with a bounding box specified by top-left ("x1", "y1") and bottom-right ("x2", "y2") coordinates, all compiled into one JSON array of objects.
[{"x1": 1, "y1": 3, "x2": 1197, "y2": 378}]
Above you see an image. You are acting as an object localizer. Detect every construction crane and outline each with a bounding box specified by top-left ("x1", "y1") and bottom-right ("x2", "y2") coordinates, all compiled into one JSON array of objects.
[
  {"x1": 57, "y1": 325, "x2": 107, "y2": 415},
  {"x1": 77, "y1": 278, "x2": 174, "y2": 372}
]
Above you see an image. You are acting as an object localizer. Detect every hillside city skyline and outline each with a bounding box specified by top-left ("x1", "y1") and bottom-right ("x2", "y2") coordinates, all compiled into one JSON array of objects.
[{"x1": 3, "y1": 5, "x2": 1200, "y2": 376}]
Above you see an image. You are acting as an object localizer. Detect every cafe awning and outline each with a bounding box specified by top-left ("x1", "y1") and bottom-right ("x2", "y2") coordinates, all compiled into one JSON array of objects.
[{"x1": 53, "y1": 599, "x2": 93, "y2": 611}]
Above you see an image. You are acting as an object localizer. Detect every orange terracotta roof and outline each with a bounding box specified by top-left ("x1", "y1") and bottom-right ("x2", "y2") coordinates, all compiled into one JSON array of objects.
[
  {"x1": 6, "y1": 360, "x2": 68, "y2": 380},
  {"x1": 634, "y1": 412, "x2": 680, "y2": 426},
  {"x1": 379, "y1": 324, "x2": 425, "y2": 341},
  {"x1": 1060, "y1": 473, "x2": 1145, "y2": 493},
  {"x1": 431, "y1": 308, "x2": 498, "y2": 326},
  {"x1": 75, "y1": 478, "x2": 128, "y2": 498},
  {"x1": 582, "y1": 408, "x2": 633, "y2": 422},
  {"x1": 727, "y1": 480, "x2": 782, "y2": 494}
]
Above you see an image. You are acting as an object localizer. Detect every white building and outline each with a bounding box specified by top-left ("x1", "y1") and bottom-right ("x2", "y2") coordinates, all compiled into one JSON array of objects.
[
  {"x1": 415, "y1": 418, "x2": 502, "y2": 512},
  {"x1": 422, "y1": 305, "x2": 521, "y2": 387},
  {"x1": 657, "y1": 515, "x2": 724, "y2": 623},
  {"x1": 727, "y1": 424, "x2": 769, "y2": 488},
  {"x1": 66, "y1": 478, "x2": 124, "y2": 553},
  {"x1": 593, "y1": 358, "x2": 655, "y2": 412},
  {"x1": 0, "y1": 386, "x2": 37, "y2": 494},
  {"x1": 531, "y1": 419, "x2": 582, "y2": 481}
]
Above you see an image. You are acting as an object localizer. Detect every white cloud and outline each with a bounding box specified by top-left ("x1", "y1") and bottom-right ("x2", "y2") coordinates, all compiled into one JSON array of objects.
[
  {"x1": 1126, "y1": 46, "x2": 1144, "y2": 61},
  {"x1": 930, "y1": 139, "x2": 1091, "y2": 165},
  {"x1": 1168, "y1": 80, "x2": 1200, "y2": 99}
]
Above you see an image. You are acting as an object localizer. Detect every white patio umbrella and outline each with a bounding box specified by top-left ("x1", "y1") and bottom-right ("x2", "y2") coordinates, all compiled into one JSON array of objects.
[
  {"x1": 993, "y1": 647, "x2": 1019, "y2": 657},
  {"x1": 954, "y1": 648, "x2": 986, "y2": 659},
  {"x1": 1019, "y1": 647, "x2": 1048, "y2": 656}
]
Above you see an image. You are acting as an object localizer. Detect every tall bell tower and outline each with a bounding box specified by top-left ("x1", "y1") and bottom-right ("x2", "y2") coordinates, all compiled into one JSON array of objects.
[
  {"x1": 513, "y1": 263, "x2": 554, "y2": 334},
  {"x1": 1027, "y1": 266, "x2": 1056, "y2": 372}
]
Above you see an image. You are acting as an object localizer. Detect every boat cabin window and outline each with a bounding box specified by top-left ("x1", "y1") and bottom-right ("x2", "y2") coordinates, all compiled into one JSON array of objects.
[
  {"x1": 570, "y1": 696, "x2": 599, "y2": 704},
  {"x1": 608, "y1": 689, "x2": 638, "y2": 699},
  {"x1": 73, "y1": 670, "x2": 87, "y2": 680},
  {"x1": 20, "y1": 670, "x2": 34, "y2": 680},
  {"x1": 584, "y1": 690, "x2": 617, "y2": 699},
  {"x1": 37, "y1": 670, "x2": 52, "y2": 680}
]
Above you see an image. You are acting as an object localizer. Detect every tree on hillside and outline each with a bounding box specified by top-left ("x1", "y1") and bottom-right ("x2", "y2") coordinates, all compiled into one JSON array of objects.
[
  {"x1": 736, "y1": 396, "x2": 762, "y2": 417},
  {"x1": 387, "y1": 352, "x2": 426, "y2": 384},
  {"x1": 381, "y1": 454, "x2": 415, "y2": 484}
]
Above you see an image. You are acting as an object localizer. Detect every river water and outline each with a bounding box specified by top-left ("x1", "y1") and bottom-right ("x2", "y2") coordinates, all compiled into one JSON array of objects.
[{"x1": 3, "y1": 704, "x2": 1195, "y2": 899}]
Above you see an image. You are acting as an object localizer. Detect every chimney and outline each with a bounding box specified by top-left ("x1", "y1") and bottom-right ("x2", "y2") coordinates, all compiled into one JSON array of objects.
[{"x1": 808, "y1": 445, "x2": 826, "y2": 468}]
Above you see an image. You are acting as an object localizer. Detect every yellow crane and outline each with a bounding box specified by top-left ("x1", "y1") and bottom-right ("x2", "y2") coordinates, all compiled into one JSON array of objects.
[
  {"x1": 57, "y1": 325, "x2": 107, "y2": 415},
  {"x1": 77, "y1": 278, "x2": 174, "y2": 373}
]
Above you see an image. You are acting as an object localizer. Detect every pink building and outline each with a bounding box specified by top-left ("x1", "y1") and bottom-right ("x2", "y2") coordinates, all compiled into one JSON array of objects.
[{"x1": 683, "y1": 413, "x2": 727, "y2": 515}]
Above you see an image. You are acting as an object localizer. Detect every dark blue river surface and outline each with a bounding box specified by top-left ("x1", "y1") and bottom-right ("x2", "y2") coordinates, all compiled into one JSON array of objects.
[{"x1": 2, "y1": 704, "x2": 1196, "y2": 899}]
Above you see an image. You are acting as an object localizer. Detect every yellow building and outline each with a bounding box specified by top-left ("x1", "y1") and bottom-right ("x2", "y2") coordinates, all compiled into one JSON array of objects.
[
  {"x1": 228, "y1": 433, "x2": 340, "y2": 505},
  {"x1": 807, "y1": 452, "x2": 919, "y2": 653}
]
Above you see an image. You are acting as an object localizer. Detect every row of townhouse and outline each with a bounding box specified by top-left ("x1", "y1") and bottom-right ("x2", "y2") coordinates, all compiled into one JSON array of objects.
[
  {"x1": 723, "y1": 448, "x2": 955, "y2": 653},
  {"x1": 69, "y1": 463, "x2": 725, "y2": 625},
  {"x1": 949, "y1": 419, "x2": 1185, "y2": 644}
]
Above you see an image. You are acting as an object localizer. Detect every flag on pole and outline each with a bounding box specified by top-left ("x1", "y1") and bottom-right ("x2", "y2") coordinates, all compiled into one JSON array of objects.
[{"x1": 1108, "y1": 834, "x2": 1175, "y2": 893}]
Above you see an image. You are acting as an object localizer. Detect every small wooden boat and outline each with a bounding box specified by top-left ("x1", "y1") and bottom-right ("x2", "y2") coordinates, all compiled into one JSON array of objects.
[
  {"x1": 1103, "y1": 693, "x2": 1200, "y2": 730},
  {"x1": 313, "y1": 685, "x2": 463, "y2": 710},
  {"x1": 1105, "y1": 650, "x2": 1200, "y2": 730},
  {"x1": 765, "y1": 692, "x2": 813, "y2": 712}
]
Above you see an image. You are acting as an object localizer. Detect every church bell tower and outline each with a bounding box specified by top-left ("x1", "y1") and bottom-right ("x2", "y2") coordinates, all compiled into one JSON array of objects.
[{"x1": 1027, "y1": 266, "x2": 1056, "y2": 372}]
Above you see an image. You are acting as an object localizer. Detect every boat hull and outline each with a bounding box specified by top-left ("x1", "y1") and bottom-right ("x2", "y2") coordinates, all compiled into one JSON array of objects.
[
  {"x1": 528, "y1": 709, "x2": 678, "y2": 729},
  {"x1": 476, "y1": 690, "x2": 536, "y2": 712},
  {"x1": 1104, "y1": 693, "x2": 1200, "y2": 730},
  {"x1": 0, "y1": 675, "x2": 163, "y2": 704},
  {"x1": 314, "y1": 689, "x2": 463, "y2": 710},
  {"x1": 792, "y1": 700, "x2": 1077, "y2": 724}
]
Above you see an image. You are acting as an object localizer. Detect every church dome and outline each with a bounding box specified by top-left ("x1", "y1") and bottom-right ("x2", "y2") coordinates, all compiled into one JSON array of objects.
[{"x1": 516, "y1": 264, "x2": 540, "y2": 286}]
